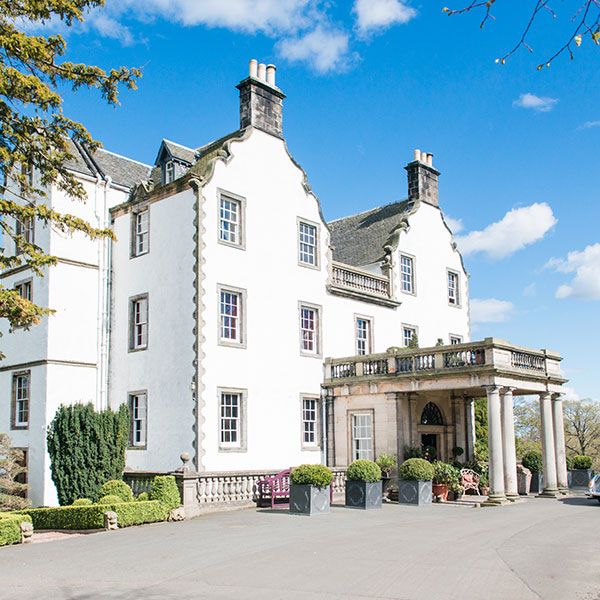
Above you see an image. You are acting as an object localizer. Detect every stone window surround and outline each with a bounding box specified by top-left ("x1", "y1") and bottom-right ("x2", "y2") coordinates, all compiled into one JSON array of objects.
[
  {"x1": 449, "y1": 334, "x2": 463, "y2": 344},
  {"x1": 128, "y1": 389, "x2": 148, "y2": 450},
  {"x1": 447, "y1": 268, "x2": 461, "y2": 308},
  {"x1": 130, "y1": 205, "x2": 150, "y2": 259},
  {"x1": 347, "y1": 409, "x2": 375, "y2": 462},
  {"x1": 300, "y1": 394, "x2": 321, "y2": 451},
  {"x1": 128, "y1": 293, "x2": 149, "y2": 352},
  {"x1": 298, "y1": 301, "x2": 323, "y2": 358},
  {"x1": 217, "y1": 188, "x2": 246, "y2": 251},
  {"x1": 217, "y1": 284, "x2": 247, "y2": 349},
  {"x1": 15, "y1": 214, "x2": 34, "y2": 256},
  {"x1": 11, "y1": 369, "x2": 30, "y2": 430},
  {"x1": 13, "y1": 277, "x2": 33, "y2": 330},
  {"x1": 399, "y1": 252, "x2": 417, "y2": 296},
  {"x1": 402, "y1": 323, "x2": 419, "y2": 348},
  {"x1": 354, "y1": 313, "x2": 374, "y2": 356},
  {"x1": 297, "y1": 217, "x2": 321, "y2": 270},
  {"x1": 217, "y1": 387, "x2": 248, "y2": 453}
]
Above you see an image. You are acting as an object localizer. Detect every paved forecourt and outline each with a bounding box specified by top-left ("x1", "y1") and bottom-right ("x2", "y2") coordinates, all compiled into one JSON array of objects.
[{"x1": 1, "y1": 497, "x2": 598, "y2": 600}]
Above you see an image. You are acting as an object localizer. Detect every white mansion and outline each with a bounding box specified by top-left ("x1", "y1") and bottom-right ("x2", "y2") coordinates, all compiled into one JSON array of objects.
[{"x1": 1, "y1": 60, "x2": 566, "y2": 507}]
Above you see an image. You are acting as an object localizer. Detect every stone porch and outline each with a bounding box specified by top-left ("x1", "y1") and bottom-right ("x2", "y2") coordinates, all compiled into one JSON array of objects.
[{"x1": 323, "y1": 337, "x2": 568, "y2": 505}]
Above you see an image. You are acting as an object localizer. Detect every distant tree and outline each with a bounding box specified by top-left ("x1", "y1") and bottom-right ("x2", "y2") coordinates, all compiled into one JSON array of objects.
[
  {"x1": 564, "y1": 399, "x2": 600, "y2": 459},
  {"x1": 0, "y1": 433, "x2": 29, "y2": 510},
  {"x1": 47, "y1": 403, "x2": 129, "y2": 505},
  {"x1": 443, "y1": 1, "x2": 599, "y2": 69},
  {"x1": 514, "y1": 397, "x2": 542, "y2": 458},
  {"x1": 0, "y1": 1, "x2": 140, "y2": 354}
]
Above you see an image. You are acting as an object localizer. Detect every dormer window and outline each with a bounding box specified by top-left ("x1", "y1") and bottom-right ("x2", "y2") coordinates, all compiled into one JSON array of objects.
[{"x1": 164, "y1": 160, "x2": 176, "y2": 184}]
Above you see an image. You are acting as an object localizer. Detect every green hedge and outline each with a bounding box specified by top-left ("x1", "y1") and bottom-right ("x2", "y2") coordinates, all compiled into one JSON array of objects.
[
  {"x1": 100, "y1": 480, "x2": 134, "y2": 503},
  {"x1": 19, "y1": 500, "x2": 166, "y2": 530},
  {"x1": 572, "y1": 455, "x2": 593, "y2": 470},
  {"x1": 399, "y1": 458, "x2": 435, "y2": 481},
  {"x1": 347, "y1": 460, "x2": 381, "y2": 482},
  {"x1": 290, "y1": 464, "x2": 333, "y2": 488},
  {"x1": 149, "y1": 476, "x2": 180, "y2": 510},
  {"x1": 0, "y1": 513, "x2": 32, "y2": 547}
]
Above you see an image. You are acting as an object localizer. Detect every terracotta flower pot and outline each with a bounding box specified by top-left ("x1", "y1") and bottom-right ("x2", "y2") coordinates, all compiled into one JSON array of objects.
[{"x1": 432, "y1": 483, "x2": 449, "y2": 502}]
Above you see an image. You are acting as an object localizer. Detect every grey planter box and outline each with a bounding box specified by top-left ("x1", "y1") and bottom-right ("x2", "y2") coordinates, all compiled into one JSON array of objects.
[
  {"x1": 529, "y1": 473, "x2": 544, "y2": 494},
  {"x1": 345, "y1": 480, "x2": 382, "y2": 510},
  {"x1": 398, "y1": 480, "x2": 432, "y2": 506},
  {"x1": 570, "y1": 469, "x2": 593, "y2": 488},
  {"x1": 290, "y1": 484, "x2": 330, "y2": 515}
]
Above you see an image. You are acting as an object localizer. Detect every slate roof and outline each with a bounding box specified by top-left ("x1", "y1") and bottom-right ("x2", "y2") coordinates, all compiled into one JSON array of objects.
[
  {"x1": 161, "y1": 140, "x2": 197, "y2": 165},
  {"x1": 328, "y1": 199, "x2": 416, "y2": 267}
]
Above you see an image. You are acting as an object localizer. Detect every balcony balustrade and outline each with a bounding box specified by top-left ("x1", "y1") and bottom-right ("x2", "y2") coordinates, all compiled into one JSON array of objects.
[{"x1": 329, "y1": 261, "x2": 400, "y2": 307}]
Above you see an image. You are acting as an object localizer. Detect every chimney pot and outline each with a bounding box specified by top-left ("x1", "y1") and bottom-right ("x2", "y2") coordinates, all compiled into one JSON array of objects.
[
  {"x1": 249, "y1": 59, "x2": 258, "y2": 78},
  {"x1": 258, "y1": 63, "x2": 267, "y2": 81},
  {"x1": 266, "y1": 64, "x2": 276, "y2": 86},
  {"x1": 414, "y1": 149, "x2": 421, "y2": 162},
  {"x1": 427, "y1": 153, "x2": 433, "y2": 167}
]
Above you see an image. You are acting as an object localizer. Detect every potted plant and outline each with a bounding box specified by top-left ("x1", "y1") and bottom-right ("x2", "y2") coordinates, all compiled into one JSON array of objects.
[
  {"x1": 376, "y1": 453, "x2": 397, "y2": 499},
  {"x1": 522, "y1": 451, "x2": 543, "y2": 493},
  {"x1": 570, "y1": 455, "x2": 594, "y2": 488},
  {"x1": 479, "y1": 472, "x2": 490, "y2": 496},
  {"x1": 345, "y1": 460, "x2": 382, "y2": 510},
  {"x1": 432, "y1": 461, "x2": 459, "y2": 502},
  {"x1": 289, "y1": 464, "x2": 333, "y2": 515},
  {"x1": 398, "y1": 458, "x2": 434, "y2": 505},
  {"x1": 448, "y1": 481, "x2": 464, "y2": 501}
]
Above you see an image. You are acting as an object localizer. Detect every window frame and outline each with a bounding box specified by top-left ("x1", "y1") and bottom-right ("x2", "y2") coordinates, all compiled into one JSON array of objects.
[
  {"x1": 399, "y1": 253, "x2": 416, "y2": 295},
  {"x1": 354, "y1": 314, "x2": 373, "y2": 356},
  {"x1": 349, "y1": 410, "x2": 375, "y2": 462},
  {"x1": 447, "y1": 269, "x2": 461, "y2": 307},
  {"x1": 217, "y1": 284, "x2": 247, "y2": 348},
  {"x1": 131, "y1": 208, "x2": 150, "y2": 258},
  {"x1": 15, "y1": 215, "x2": 34, "y2": 255},
  {"x1": 129, "y1": 294, "x2": 149, "y2": 352},
  {"x1": 300, "y1": 395, "x2": 320, "y2": 450},
  {"x1": 164, "y1": 160, "x2": 176, "y2": 184},
  {"x1": 128, "y1": 390, "x2": 148, "y2": 449},
  {"x1": 217, "y1": 189, "x2": 246, "y2": 250},
  {"x1": 298, "y1": 301, "x2": 322, "y2": 358},
  {"x1": 297, "y1": 217, "x2": 320, "y2": 270},
  {"x1": 402, "y1": 324, "x2": 418, "y2": 348},
  {"x1": 15, "y1": 278, "x2": 33, "y2": 302},
  {"x1": 11, "y1": 370, "x2": 30, "y2": 430},
  {"x1": 449, "y1": 334, "x2": 463, "y2": 345},
  {"x1": 218, "y1": 387, "x2": 247, "y2": 452}
]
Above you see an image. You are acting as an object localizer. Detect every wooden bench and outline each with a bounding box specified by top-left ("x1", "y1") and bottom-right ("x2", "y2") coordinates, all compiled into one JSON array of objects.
[
  {"x1": 256, "y1": 469, "x2": 291, "y2": 508},
  {"x1": 460, "y1": 468, "x2": 482, "y2": 495}
]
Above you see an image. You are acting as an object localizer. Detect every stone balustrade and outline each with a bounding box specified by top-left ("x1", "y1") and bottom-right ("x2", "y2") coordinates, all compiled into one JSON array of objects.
[
  {"x1": 329, "y1": 262, "x2": 399, "y2": 307},
  {"x1": 324, "y1": 338, "x2": 563, "y2": 385}
]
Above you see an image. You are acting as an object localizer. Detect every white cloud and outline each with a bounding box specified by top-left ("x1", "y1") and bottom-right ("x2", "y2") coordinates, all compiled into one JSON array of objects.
[
  {"x1": 561, "y1": 387, "x2": 581, "y2": 401},
  {"x1": 470, "y1": 299, "x2": 514, "y2": 324},
  {"x1": 455, "y1": 203, "x2": 557, "y2": 260},
  {"x1": 353, "y1": 0, "x2": 417, "y2": 36},
  {"x1": 89, "y1": 13, "x2": 135, "y2": 45},
  {"x1": 546, "y1": 243, "x2": 600, "y2": 300},
  {"x1": 444, "y1": 215, "x2": 463, "y2": 234},
  {"x1": 523, "y1": 282, "x2": 536, "y2": 297},
  {"x1": 513, "y1": 93, "x2": 558, "y2": 113},
  {"x1": 277, "y1": 26, "x2": 352, "y2": 74},
  {"x1": 579, "y1": 120, "x2": 600, "y2": 130}
]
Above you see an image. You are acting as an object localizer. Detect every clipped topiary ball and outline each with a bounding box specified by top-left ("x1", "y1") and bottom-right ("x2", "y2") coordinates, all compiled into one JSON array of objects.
[
  {"x1": 98, "y1": 494, "x2": 123, "y2": 505},
  {"x1": 572, "y1": 455, "x2": 593, "y2": 470},
  {"x1": 100, "y1": 479, "x2": 133, "y2": 503},
  {"x1": 72, "y1": 498, "x2": 93, "y2": 506},
  {"x1": 149, "y1": 475, "x2": 181, "y2": 510},
  {"x1": 521, "y1": 451, "x2": 543, "y2": 474},
  {"x1": 399, "y1": 458, "x2": 435, "y2": 481},
  {"x1": 137, "y1": 492, "x2": 149, "y2": 502},
  {"x1": 347, "y1": 459, "x2": 382, "y2": 482},
  {"x1": 290, "y1": 464, "x2": 333, "y2": 488}
]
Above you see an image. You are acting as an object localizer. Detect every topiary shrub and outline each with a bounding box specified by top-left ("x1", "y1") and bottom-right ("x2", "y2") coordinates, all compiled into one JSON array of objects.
[
  {"x1": 399, "y1": 458, "x2": 435, "y2": 481},
  {"x1": 72, "y1": 498, "x2": 93, "y2": 506},
  {"x1": 572, "y1": 455, "x2": 593, "y2": 470},
  {"x1": 149, "y1": 476, "x2": 180, "y2": 510},
  {"x1": 347, "y1": 460, "x2": 381, "y2": 482},
  {"x1": 100, "y1": 480, "x2": 133, "y2": 503},
  {"x1": 375, "y1": 453, "x2": 397, "y2": 477},
  {"x1": 98, "y1": 494, "x2": 122, "y2": 505},
  {"x1": 522, "y1": 451, "x2": 543, "y2": 473},
  {"x1": 290, "y1": 464, "x2": 333, "y2": 488},
  {"x1": 137, "y1": 492, "x2": 149, "y2": 502},
  {"x1": 0, "y1": 514, "x2": 32, "y2": 546},
  {"x1": 432, "y1": 461, "x2": 460, "y2": 485},
  {"x1": 566, "y1": 455, "x2": 574, "y2": 471}
]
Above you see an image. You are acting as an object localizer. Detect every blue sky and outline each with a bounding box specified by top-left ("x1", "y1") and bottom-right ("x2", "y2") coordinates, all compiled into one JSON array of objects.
[{"x1": 39, "y1": 0, "x2": 600, "y2": 399}]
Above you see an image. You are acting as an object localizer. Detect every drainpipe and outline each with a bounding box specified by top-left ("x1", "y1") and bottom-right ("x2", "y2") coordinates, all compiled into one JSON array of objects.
[{"x1": 320, "y1": 387, "x2": 328, "y2": 466}]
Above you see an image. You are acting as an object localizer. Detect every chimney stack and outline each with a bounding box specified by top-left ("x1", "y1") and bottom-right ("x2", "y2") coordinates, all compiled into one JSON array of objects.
[
  {"x1": 405, "y1": 149, "x2": 440, "y2": 207},
  {"x1": 237, "y1": 58, "x2": 285, "y2": 138}
]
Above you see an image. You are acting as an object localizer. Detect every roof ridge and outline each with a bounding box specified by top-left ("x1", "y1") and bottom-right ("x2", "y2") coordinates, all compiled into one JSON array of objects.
[
  {"x1": 328, "y1": 199, "x2": 409, "y2": 225},
  {"x1": 162, "y1": 138, "x2": 197, "y2": 153},
  {"x1": 97, "y1": 147, "x2": 152, "y2": 169}
]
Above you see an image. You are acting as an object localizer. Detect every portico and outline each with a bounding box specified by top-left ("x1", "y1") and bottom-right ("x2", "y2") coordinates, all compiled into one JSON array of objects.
[{"x1": 323, "y1": 338, "x2": 568, "y2": 505}]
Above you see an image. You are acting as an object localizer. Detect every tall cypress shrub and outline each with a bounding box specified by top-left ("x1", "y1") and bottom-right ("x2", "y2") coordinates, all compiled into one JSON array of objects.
[{"x1": 47, "y1": 404, "x2": 129, "y2": 505}]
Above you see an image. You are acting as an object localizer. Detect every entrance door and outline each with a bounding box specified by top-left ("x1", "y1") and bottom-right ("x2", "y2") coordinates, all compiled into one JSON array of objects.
[{"x1": 421, "y1": 434, "x2": 438, "y2": 461}]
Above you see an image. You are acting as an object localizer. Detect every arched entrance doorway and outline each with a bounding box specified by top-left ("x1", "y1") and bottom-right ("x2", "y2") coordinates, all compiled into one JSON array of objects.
[{"x1": 420, "y1": 402, "x2": 444, "y2": 461}]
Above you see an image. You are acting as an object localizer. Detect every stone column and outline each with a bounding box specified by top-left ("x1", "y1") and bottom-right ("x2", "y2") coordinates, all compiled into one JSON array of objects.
[
  {"x1": 464, "y1": 397, "x2": 476, "y2": 461},
  {"x1": 485, "y1": 385, "x2": 507, "y2": 505},
  {"x1": 500, "y1": 387, "x2": 519, "y2": 500},
  {"x1": 539, "y1": 393, "x2": 560, "y2": 497},
  {"x1": 552, "y1": 393, "x2": 569, "y2": 494}
]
